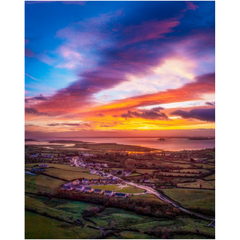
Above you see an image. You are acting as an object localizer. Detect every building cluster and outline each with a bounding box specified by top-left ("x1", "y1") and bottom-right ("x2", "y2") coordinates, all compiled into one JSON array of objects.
[{"x1": 61, "y1": 180, "x2": 129, "y2": 198}]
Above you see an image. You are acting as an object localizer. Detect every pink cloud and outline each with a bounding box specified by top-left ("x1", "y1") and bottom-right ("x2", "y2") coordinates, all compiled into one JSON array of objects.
[
  {"x1": 25, "y1": 48, "x2": 34, "y2": 57},
  {"x1": 121, "y1": 19, "x2": 180, "y2": 47},
  {"x1": 186, "y1": 2, "x2": 199, "y2": 11}
]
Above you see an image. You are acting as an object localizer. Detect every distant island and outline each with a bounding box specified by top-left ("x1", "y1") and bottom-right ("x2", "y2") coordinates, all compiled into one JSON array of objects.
[
  {"x1": 25, "y1": 139, "x2": 37, "y2": 142},
  {"x1": 188, "y1": 137, "x2": 215, "y2": 140},
  {"x1": 157, "y1": 138, "x2": 165, "y2": 141},
  {"x1": 48, "y1": 140, "x2": 85, "y2": 144}
]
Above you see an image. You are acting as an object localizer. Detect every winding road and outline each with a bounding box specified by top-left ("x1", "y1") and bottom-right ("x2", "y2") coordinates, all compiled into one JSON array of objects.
[{"x1": 72, "y1": 158, "x2": 215, "y2": 222}]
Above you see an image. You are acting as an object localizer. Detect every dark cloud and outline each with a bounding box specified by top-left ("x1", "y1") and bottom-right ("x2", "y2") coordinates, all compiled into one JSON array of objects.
[
  {"x1": 171, "y1": 108, "x2": 215, "y2": 122},
  {"x1": 25, "y1": 108, "x2": 49, "y2": 116},
  {"x1": 100, "y1": 124, "x2": 111, "y2": 127},
  {"x1": 206, "y1": 101, "x2": 215, "y2": 106},
  {"x1": 25, "y1": 94, "x2": 48, "y2": 103},
  {"x1": 121, "y1": 107, "x2": 168, "y2": 120},
  {"x1": 25, "y1": 124, "x2": 37, "y2": 127},
  {"x1": 34, "y1": 94, "x2": 48, "y2": 101},
  {"x1": 46, "y1": 122, "x2": 91, "y2": 127},
  {"x1": 47, "y1": 123, "x2": 60, "y2": 126},
  {"x1": 96, "y1": 113, "x2": 105, "y2": 117}
]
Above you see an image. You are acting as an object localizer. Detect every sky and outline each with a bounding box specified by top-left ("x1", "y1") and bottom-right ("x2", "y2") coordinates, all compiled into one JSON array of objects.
[{"x1": 25, "y1": 1, "x2": 215, "y2": 138}]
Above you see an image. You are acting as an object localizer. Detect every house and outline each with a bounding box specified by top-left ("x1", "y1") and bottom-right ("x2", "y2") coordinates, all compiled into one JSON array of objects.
[
  {"x1": 95, "y1": 167, "x2": 102, "y2": 171},
  {"x1": 73, "y1": 180, "x2": 81, "y2": 185},
  {"x1": 84, "y1": 187, "x2": 94, "y2": 193},
  {"x1": 104, "y1": 190, "x2": 114, "y2": 197},
  {"x1": 91, "y1": 179, "x2": 99, "y2": 184},
  {"x1": 82, "y1": 179, "x2": 89, "y2": 184},
  {"x1": 62, "y1": 185, "x2": 73, "y2": 190},
  {"x1": 102, "y1": 163, "x2": 108, "y2": 168},
  {"x1": 114, "y1": 192, "x2": 129, "y2": 198},
  {"x1": 100, "y1": 179, "x2": 108, "y2": 184},
  {"x1": 39, "y1": 164, "x2": 48, "y2": 168},
  {"x1": 94, "y1": 189, "x2": 103, "y2": 194},
  {"x1": 96, "y1": 171, "x2": 103, "y2": 176},
  {"x1": 90, "y1": 170, "x2": 97, "y2": 174},
  {"x1": 75, "y1": 186, "x2": 84, "y2": 192},
  {"x1": 30, "y1": 168, "x2": 46, "y2": 173},
  {"x1": 109, "y1": 179, "x2": 118, "y2": 184},
  {"x1": 63, "y1": 182, "x2": 72, "y2": 187}
]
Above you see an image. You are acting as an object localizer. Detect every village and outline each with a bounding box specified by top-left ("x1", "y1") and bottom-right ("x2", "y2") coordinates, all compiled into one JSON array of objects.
[
  {"x1": 25, "y1": 143, "x2": 215, "y2": 239},
  {"x1": 25, "y1": 143, "x2": 215, "y2": 193}
]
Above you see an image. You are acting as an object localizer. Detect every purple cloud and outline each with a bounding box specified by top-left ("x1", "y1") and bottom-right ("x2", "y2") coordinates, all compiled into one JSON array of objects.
[
  {"x1": 171, "y1": 108, "x2": 215, "y2": 122},
  {"x1": 121, "y1": 107, "x2": 168, "y2": 120},
  {"x1": 25, "y1": 108, "x2": 49, "y2": 116}
]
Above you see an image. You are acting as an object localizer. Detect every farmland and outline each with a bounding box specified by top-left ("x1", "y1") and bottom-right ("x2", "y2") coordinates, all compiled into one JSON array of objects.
[
  {"x1": 25, "y1": 142, "x2": 215, "y2": 239},
  {"x1": 25, "y1": 194, "x2": 214, "y2": 239},
  {"x1": 176, "y1": 179, "x2": 215, "y2": 189},
  {"x1": 25, "y1": 174, "x2": 64, "y2": 194},
  {"x1": 89, "y1": 184, "x2": 145, "y2": 193},
  {"x1": 162, "y1": 189, "x2": 215, "y2": 214}
]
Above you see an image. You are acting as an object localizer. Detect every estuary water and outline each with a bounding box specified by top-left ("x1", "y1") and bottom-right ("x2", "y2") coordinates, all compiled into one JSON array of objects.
[{"x1": 26, "y1": 137, "x2": 215, "y2": 151}]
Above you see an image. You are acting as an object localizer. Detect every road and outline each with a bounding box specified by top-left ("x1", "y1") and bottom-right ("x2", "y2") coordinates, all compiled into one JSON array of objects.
[{"x1": 72, "y1": 158, "x2": 215, "y2": 222}]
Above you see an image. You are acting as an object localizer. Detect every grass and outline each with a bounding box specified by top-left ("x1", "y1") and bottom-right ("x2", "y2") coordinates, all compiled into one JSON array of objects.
[
  {"x1": 120, "y1": 231, "x2": 156, "y2": 239},
  {"x1": 171, "y1": 234, "x2": 207, "y2": 239},
  {"x1": 159, "y1": 172, "x2": 199, "y2": 177},
  {"x1": 25, "y1": 211, "x2": 100, "y2": 239},
  {"x1": 26, "y1": 162, "x2": 103, "y2": 181},
  {"x1": 45, "y1": 167, "x2": 99, "y2": 180},
  {"x1": 163, "y1": 189, "x2": 215, "y2": 213},
  {"x1": 176, "y1": 179, "x2": 215, "y2": 189},
  {"x1": 161, "y1": 163, "x2": 194, "y2": 169},
  {"x1": 175, "y1": 217, "x2": 215, "y2": 238},
  {"x1": 25, "y1": 192, "x2": 214, "y2": 239},
  {"x1": 25, "y1": 194, "x2": 103, "y2": 227},
  {"x1": 129, "y1": 173, "x2": 142, "y2": 177},
  {"x1": 130, "y1": 194, "x2": 164, "y2": 204},
  {"x1": 25, "y1": 174, "x2": 64, "y2": 194},
  {"x1": 204, "y1": 174, "x2": 215, "y2": 180},
  {"x1": 136, "y1": 169, "x2": 156, "y2": 174},
  {"x1": 89, "y1": 184, "x2": 145, "y2": 193},
  {"x1": 174, "y1": 169, "x2": 211, "y2": 174},
  {"x1": 191, "y1": 163, "x2": 215, "y2": 169}
]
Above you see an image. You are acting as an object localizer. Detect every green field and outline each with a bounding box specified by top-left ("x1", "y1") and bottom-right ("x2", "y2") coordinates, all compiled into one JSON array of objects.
[
  {"x1": 25, "y1": 211, "x2": 99, "y2": 239},
  {"x1": 25, "y1": 191, "x2": 214, "y2": 239},
  {"x1": 159, "y1": 172, "x2": 198, "y2": 177},
  {"x1": 191, "y1": 163, "x2": 215, "y2": 169},
  {"x1": 25, "y1": 174, "x2": 64, "y2": 194},
  {"x1": 174, "y1": 169, "x2": 211, "y2": 174},
  {"x1": 176, "y1": 179, "x2": 215, "y2": 189},
  {"x1": 130, "y1": 194, "x2": 164, "y2": 204},
  {"x1": 163, "y1": 189, "x2": 215, "y2": 213},
  {"x1": 25, "y1": 163, "x2": 102, "y2": 180},
  {"x1": 136, "y1": 169, "x2": 156, "y2": 174},
  {"x1": 90, "y1": 184, "x2": 145, "y2": 193},
  {"x1": 45, "y1": 168, "x2": 100, "y2": 180},
  {"x1": 204, "y1": 174, "x2": 215, "y2": 180}
]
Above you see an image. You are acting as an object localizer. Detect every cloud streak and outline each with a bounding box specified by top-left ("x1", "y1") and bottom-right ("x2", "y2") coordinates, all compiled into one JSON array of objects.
[{"x1": 171, "y1": 108, "x2": 215, "y2": 122}]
